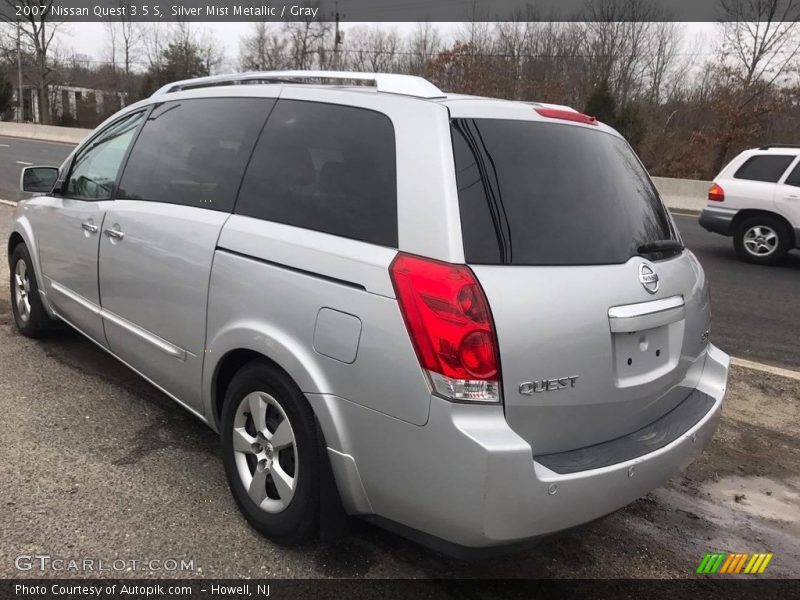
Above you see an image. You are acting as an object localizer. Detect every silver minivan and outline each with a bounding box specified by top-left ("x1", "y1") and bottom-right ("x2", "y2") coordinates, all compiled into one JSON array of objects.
[{"x1": 8, "y1": 71, "x2": 729, "y2": 556}]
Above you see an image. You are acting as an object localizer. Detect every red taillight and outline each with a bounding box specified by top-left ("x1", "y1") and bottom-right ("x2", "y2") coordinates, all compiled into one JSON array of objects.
[
  {"x1": 535, "y1": 107, "x2": 598, "y2": 126},
  {"x1": 708, "y1": 183, "x2": 725, "y2": 202},
  {"x1": 389, "y1": 253, "x2": 500, "y2": 402}
]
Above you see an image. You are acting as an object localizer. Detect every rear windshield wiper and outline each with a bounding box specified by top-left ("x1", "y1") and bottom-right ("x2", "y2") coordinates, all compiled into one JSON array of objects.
[{"x1": 637, "y1": 239, "x2": 684, "y2": 256}]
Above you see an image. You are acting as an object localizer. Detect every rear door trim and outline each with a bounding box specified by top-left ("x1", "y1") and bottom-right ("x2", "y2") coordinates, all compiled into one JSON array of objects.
[
  {"x1": 50, "y1": 281, "x2": 186, "y2": 361},
  {"x1": 608, "y1": 295, "x2": 685, "y2": 333},
  {"x1": 102, "y1": 309, "x2": 187, "y2": 361}
]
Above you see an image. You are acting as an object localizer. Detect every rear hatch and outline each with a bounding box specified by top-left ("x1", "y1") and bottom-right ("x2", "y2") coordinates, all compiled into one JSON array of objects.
[{"x1": 450, "y1": 112, "x2": 711, "y2": 454}]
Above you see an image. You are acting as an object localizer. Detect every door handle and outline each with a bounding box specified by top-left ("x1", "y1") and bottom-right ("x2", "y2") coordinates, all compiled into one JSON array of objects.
[
  {"x1": 81, "y1": 221, "x2": 98, "y2": 233},
  {"x1": 785, "y1": 194, "x2": 799, "y2": 200},
  {"x1": 103, "y1": 228, "x2": 124, "y2": 240}
]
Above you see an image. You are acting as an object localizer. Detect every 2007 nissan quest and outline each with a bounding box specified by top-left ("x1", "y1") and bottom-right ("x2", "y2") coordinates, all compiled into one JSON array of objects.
[{"x1": 8, "y1": 71, "x2": 729, "y2": 555}]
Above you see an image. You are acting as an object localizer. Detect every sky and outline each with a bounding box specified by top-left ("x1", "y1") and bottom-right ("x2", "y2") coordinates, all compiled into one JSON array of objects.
[{"x1": 54, "y1": 21, "x2": 718, "y2": 73}]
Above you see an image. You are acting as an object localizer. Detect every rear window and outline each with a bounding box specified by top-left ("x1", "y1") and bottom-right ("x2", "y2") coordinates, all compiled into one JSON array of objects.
[
  {"x1": 235, "y1": 99, "x2": 397, "y2": 247},
  {"x1": 733, "y1": 155, "x2": 795, "y2": 183},
  {"x1": 451, "y1": 118, "x2": 676, "y2": 265}
]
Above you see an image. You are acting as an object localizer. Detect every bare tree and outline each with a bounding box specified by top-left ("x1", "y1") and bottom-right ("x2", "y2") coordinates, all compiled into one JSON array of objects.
[
  {"x1": 401, "y1": 22, "x2": 442, "y2": 75},
  {"x1": 494, "y1": 13, "x2": 540, "y2": 99},
  {"x1": 579, "y1": 0, "x2": 667, "y2": 106},
  {"x1": 118, "y1": 19, "x2": 143, "y2": 78},
  {"x1": 344, "y1": 26, "x2": 402, "y2": 73},
  {"x1": 643, "y1": 21, "x2": 683, "y2": 105},
  {"x1": 104, "y1": 21, "x2": 117, "y2": 79},
  {"x1": 2, "y1": 0, "x2": 64, "y2": 123},
  {"x1": 197, "y1": 27, "x2": 225, "y2": 74},
  {"x1": 240, "y1": 22, "x2": 288, "y2": 71},
  {"x1": 284, "y1": 15, "x2": 331, "y2": 70},
  {"x1": 720, "y1": 0, "x2": 800, "y2": 86},
  {"x1": 143, "y1": 22, "x2": 167, "y2": 72},
  {"x1": 711, "y1": 0, "x2": 800, "y2": 170}
]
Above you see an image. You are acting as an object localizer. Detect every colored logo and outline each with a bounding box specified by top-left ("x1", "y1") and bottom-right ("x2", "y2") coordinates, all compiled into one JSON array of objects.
[{"x1": 696, "y1": 552, "x2": 773, "y2": 574}]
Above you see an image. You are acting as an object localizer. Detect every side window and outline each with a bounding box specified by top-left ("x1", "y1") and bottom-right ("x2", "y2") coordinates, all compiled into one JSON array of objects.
[
  {"x1": 117, "y1": 98, "x2": 273, "y2": 212},
  {"x1": 236, "y1": 99, "x2": 397, "y2": 247},
  {"x1": 65, "y1": 111, "x2": 145, "y2": 200},
  {"x1": 784, "y1": 161, "x2": 800, "y2": 187},
  {"x1": 734, "y1": 155, "x2": 795, "y2": 183}
]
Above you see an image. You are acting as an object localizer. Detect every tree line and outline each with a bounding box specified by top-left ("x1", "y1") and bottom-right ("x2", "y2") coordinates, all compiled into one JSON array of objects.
[{"x1": 0, "y1": 0, "x2": 799, "y2": 179}]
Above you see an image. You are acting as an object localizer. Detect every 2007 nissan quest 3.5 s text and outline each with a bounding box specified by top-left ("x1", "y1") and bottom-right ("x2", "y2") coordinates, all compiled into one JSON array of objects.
[{"x1": 8, "y1": 71, "x2": 729, "y2": 556}]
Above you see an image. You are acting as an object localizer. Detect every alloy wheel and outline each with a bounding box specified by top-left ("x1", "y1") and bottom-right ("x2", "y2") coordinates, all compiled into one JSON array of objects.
[
  {"x1": 13, "y1": 259, "x2": 31, "y2": 323},
  {"x1": 232, "y1": 391, "x2": 298, "y2": 513},
  {"x1": 743, "y1": 225, "x2": 778, "y2": 257}
]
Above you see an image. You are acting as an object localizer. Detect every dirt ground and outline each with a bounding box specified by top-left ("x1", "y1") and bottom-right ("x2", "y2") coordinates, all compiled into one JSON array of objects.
[{"x1": 1, "y1": 203, "x2": 799, "y2": 579}]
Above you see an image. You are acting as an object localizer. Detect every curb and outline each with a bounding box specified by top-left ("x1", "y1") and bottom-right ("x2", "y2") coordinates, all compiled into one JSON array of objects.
[{"x1": 731, "y1": 357, "x2": 800, "y2": 382}]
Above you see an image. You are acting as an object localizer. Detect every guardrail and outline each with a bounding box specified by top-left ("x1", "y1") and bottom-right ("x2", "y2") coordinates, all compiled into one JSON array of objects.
[
  {"x1": 651, "y1": 176, "x2": 710, "y2": 213},
  {"x1": 0, "y1": 121, "x2": 91, "y2": 145}
]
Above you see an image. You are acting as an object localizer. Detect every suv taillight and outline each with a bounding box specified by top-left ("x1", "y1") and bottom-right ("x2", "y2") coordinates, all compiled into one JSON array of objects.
[
  {"x1": 708, "y1": 183, "x2": 725, "y2": 202},
  {"x1": 390, "y1": 253, "x2": 501, "y2": 403}
]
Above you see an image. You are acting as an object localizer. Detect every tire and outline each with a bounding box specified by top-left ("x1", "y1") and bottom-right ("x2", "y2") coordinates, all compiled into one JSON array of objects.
[
  {"x1": 9, "y1": 243, "x2": 59, "y2": 337},
  {"x1": 733, "y1": 215, "x2": 791, "y2": 265},
  {"x1": 220, "y1": 360, "x2": 320, "y2": 544}
]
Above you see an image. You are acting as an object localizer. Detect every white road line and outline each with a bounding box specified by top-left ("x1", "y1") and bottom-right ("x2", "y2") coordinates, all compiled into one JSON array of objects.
[
  {"x1": 731, "y1": 357, "x2": 800, "y2": 381},
  {"x1": 0, "y1": 143, "x2": 10, "y2": 147},
  {"x1": 15, "y1": 160, "x2": 33, "y2": 166},
  {"x1": 0, "y1": 198, "x2": 17, "y2": 207}
]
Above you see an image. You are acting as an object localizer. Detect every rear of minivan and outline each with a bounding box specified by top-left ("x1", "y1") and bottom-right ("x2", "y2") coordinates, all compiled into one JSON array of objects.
[
  {"x1": 8, "y1": 76, "x2": 729, "y2": 557},
  {"x1": 202, "y1": 87, "x2": 728, "y2": 554},
  {"x1": 358, "y1": 98, "x2": 729, "y2": 552}
]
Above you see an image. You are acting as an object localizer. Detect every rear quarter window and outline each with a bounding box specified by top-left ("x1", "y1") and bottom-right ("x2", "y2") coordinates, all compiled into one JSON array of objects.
[
  {"x1": 235, "y1": 99, "x2": 397, "y2": 247},
  {"x1": 733, "y1": 155, "x2": 795, "y2": 183},
  {"x1": 785, "y1": 161, "x2": 800, "y2": 187}
]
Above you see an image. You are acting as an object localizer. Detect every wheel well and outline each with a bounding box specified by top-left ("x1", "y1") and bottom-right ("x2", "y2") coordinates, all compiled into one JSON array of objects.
[
  {"x1": 212, "y1": 349, "x2": 291, "y2": 428},
  {"x1": 7, "y1": 232, "x2": 24, "y2": 262},
  {"x1": 731, "y1": 209, "x2": 793, "y2": 237},
  {"x1": 210, "y1": 348, "x2": 348, "y2": 535}
]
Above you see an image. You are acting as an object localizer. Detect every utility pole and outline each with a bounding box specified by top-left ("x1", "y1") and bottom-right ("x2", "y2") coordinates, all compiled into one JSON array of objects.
[
  {"x1": 333, "y1": 2, "x2": 343, "y2": 69},
  {"x1": 16, "y1": 21, "x2": 23, "y2": 122}
]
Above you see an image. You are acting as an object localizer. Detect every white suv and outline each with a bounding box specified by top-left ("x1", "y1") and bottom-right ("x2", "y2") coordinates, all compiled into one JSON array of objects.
[{"x1": 699, "y1": 145, "x2": 800, "y2": 264}]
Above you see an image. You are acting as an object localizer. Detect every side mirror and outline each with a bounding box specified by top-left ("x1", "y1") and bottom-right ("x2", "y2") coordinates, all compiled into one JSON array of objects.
[{"x1": 21, "y1": 166, "x2": 59, "y2": 194}]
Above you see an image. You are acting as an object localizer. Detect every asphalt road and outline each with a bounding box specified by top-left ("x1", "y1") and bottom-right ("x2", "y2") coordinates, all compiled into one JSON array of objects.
[
  {"x1": 673, "y1": 215, "x2": 800, "y2": 370},
  {"x1": 0, "y1": 136, "x2": 74, "y2": 202}
]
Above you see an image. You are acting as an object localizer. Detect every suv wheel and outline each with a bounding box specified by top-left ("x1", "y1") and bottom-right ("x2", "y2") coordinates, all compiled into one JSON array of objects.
[
  {"x1": 9, "y1": 243, "x2": 59, "y2": 337},
  {"x1": 733, "y1": 215, "x2": 791, "y2": 265},
  {"x1": 220, "y1": 360, "x2": 320, "y2": 544}
]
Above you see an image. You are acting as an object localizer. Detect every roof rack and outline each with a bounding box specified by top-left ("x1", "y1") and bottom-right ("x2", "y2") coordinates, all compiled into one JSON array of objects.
[
  {"x1": 151, "y1": 70, "x2": 446, "y2": 99},
  {"x1": 758, "y1": 144, "x2": 800, "y2": 150}
]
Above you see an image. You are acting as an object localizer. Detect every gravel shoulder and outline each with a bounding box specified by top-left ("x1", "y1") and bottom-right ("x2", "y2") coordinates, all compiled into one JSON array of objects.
[{"x1": 1, "y1": 204, "x2": 798, "y2": 579}]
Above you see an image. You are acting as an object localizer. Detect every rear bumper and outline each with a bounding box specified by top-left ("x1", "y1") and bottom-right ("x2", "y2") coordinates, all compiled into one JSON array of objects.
[
  {"x1": 699, "y1": 206, "x2": 737, "y2": 236},
  {"x1": 311, "y1": 344, "x2": 729, "y2": 552}
]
